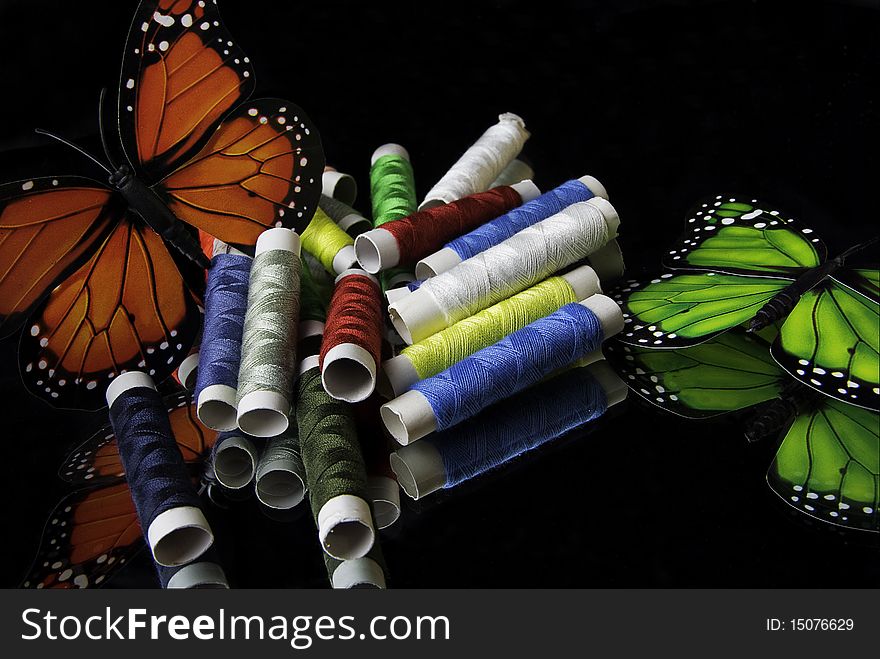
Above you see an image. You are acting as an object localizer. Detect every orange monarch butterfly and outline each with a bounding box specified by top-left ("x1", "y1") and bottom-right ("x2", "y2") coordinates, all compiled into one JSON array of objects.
[
  {"x1": 21, "y1": 391, "x2": 218, "y2": 589},
  {"x1": 0, "y1": 0, "x2": 324, "y2": 410}
]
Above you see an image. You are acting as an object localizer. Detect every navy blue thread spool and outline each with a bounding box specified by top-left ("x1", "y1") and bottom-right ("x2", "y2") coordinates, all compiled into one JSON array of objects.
[
  {"x1": 106, "y1": 372, "x2": 213, "y2": 567},
  {"x1": 212, "y1": 431, "x2": 260, "y2": 491},
  {"x1": 390, "y1": 360, "x2": 627, "y2": 499},
  {"x1": 156, "y1": 546, "x2": 229, "y2": 589},
  {"x1": 381, "y1": 294, "x2": 624, "y2": 445},
  {"x1": 195, "y1": 241, "x2": 253, "y2": 431}
]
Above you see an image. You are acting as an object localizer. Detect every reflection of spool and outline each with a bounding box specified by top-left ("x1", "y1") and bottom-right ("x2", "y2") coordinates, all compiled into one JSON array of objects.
[
  {"x1": 355, "y1": 181, "x2": 539, "y2": 274},
  {"x1": 236, "y1": 228, "x2": 301, "y2": 438},
  {"x1": 158, "y1": 547, "x2": 229, "y2": 589},
  {"x1": 106, "y1": 372, "x2": 213, "y2": 567},
  {"x1": 211, "y1": 432, "x2": 259, "y2": 490},
  {"x1": 380, "y1": 265, "x2": 602, "y2": 398},
  {"x1": 416, "y1": 175, "x2": 609, "y2": 280},
  {"x1": 325, "y1": 543, "x2": 387, "y2": 589},
  {"x1": 322, "y1": 170, "x2": 358, "y2": 206},
  {"x1": 320, "y1": 270, "x2": 383, "y2": 402},
  {"x1": 254, "y1": 427, "x2": 306, "y2": 510},
  {"x1": 367, "y1": 476, "x2": 401, "y2": 529},
  {"x1": 382, "y1": 294, "x2": 624, "y2": 445},
  {"x1": 390, "y1": 197, "x2": 620, "y2": 345},
  {"x1": 420, "y1": 113, "x2": 530, "y2": 210},
  {"x1": 390, "y1": 360, "x2": 627, "y2": 499}
]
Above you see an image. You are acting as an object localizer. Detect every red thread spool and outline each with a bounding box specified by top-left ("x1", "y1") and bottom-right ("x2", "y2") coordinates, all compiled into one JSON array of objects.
[
  {"x1": 320, "y1": 269, "x2": 383, "y2": 402},
  {"x1": 354, "y1": 181, "x2": 540, "y2": 274}
]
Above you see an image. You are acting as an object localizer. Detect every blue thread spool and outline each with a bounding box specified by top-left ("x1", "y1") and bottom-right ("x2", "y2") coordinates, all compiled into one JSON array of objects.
[
  {"x1": 381, "y1": 295, "x2": 624, "y2": 445},
  {"x1": 389, "y1": 360, "x2": 627, "y2": 499},
  {"x1": 195, "y1": 242, "x2": 252, "y2": 431},
  {"x1": 106, "y1": 372, "x2": 213, "y2": 567},
  {"x1": 415, "y1": 176, "x2": 608, "y2": 279}
]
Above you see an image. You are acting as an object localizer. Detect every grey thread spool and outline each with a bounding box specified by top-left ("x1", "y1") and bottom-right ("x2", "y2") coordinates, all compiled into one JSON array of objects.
[
  {"x1": 212, "y1": 432, "x2": 260, "y2": 490},
  {"x1": 254, "y1": 427, "x2": 307, "y2": 510},
  {"x1": 236, "y1": 228, "x2": 302, "y2": 437}
]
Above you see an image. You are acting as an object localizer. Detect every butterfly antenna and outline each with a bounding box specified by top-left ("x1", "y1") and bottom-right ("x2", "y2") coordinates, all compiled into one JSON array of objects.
[
  {"x1": 34, "y1": 128, "x2": 112, "y2": 176},
  {"x1": 97, "y1": 87, "x2": 121, "y2": 171},
  {"x1": 838, "y1": 235, "x2": 879, "y2": 262}
]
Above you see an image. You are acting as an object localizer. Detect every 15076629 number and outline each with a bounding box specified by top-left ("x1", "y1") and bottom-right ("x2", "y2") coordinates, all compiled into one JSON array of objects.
[{"x1": 766, "y1": 618, "x2": 855, "y2": 631}]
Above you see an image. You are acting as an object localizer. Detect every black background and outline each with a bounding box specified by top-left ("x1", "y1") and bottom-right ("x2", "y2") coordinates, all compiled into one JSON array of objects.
[{"x1": 0, "y1": 0, "x2": 877, "y2": 588}]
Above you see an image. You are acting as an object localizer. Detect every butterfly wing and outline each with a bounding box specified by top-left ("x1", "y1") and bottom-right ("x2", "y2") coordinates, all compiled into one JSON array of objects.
[
  {"x1": 605, "y1": 329, "x2": 785, "y2": 418},
  {"x1": 0, "y1": 177, "x2": 119, "y2": 336},
  {"x1": 60, "y1": 391, "x2": 218, "y2": 485},
  {"x1": 21, "y1": 483, "x2": 143, "y2": 589},
  {"x1": 768, "y1": 398, "x2": 879, "y2": 532},
  {"x1": 773, "y1": 270, "x2": 880, "y2": 412},
  {"x1": 19, "y1": 219, "x2": 200, "y2": 410},
  {"x1": 118, "y1": 0, "x2": 255, "y2": 182},
  {"x1": 613, "y1": 273, "x2": 789, "y2": 348},
  {"x1": 157, "y1": 98, "x2": 324, "y2": 242},
  {"x1": 663, "y1": 195, "x2": 826, "y2": 276}
]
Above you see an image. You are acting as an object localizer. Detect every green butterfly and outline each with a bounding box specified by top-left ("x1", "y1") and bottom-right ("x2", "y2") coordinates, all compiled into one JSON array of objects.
[
  {"x1": 605, "y1": 328, "x2": 879, "y2": 532},
  {"x1": 613, "y1": 195, "x2": 879, "y2": 412}
]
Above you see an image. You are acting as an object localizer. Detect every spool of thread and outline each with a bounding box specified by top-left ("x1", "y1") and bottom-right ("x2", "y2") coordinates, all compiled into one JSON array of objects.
[
  {"x1": 106, "y1": 372, "x2": 213, "y2": 566},
  {"x1": 381, "y1": 294, "x2": 624, "y2": 444},
  {"x1": 297, "y1": 362, "x2": 375, "y2": 560},
  {"x1": 353, "y1": 398, "x2": 402, "y2": 529},
  {"x1": 322, "y1": 169, "x2": 358, "y2": 206},
  {"x1": 236, "y1": 228, "x2": 302, "y2": 438},
  {"x1": 489, "y1": 158, "x2": 534, "y2": 188},
  {"x1": 175, "y1": 347, "x2": 200, "y2": 391},
  {"x1": 320, "y1": 269, "x2": 383, "y2": 402},
  {"x1": 301, "y1": 207, "x2": 357, "y2": 275},
  {"x1": 420, "y1": 112, "x2": 530, "y2": 210},
  {"x1": 355, "y1": 181, "x2": 540, "y2": 274},
  {"x1": 299, "y1": 256, "x2": 332, "y2": 324},
  {"x1": 324, "y1": 543, "x2": 387, "y2": 589},
  {"x1": 195, "y1": 241, "x2": 252, "y2": 431},
  {"x1": 254, "y1": 427, "x2": 307, "y2": 510},
  {"x1": 390, "y1": 197, "x2": 620, "y2": 344},
  {"x1": 390, "y1": 360, "x2": 627, "y2": 499},
  {"x1": 380, "y1": 265, "x2": 601, "y2": 398},
  {"x1": 416, "y1": 175, "x2": 608, "y2": 279},
  {"x1": 320, "y1": 195, "x2": 372, "y2": 237},
  {"x1": 211, "y1": 431, "x2": 259, "y2": 490},
  {"x1": 157, "y1": 547, "x2": 229, "y2": 589}
]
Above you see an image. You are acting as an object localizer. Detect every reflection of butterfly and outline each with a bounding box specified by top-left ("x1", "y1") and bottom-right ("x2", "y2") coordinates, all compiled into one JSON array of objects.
[
  {"x1": 21, "y1": 392, "x2": 217, "y2": 588},
  {"x1": 606, "y1": 328, "x2": 879, "y2": 532},
  {"x1": 612, "y1": 195, "x2": 879, "y2": 412},
  {"x1": 0, "y1": 0, "x2": 324, "y2": 410}
]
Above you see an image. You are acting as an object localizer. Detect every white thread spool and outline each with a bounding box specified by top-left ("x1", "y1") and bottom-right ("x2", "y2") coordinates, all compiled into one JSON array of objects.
[
  {"x1": 322, "y1": 170, "x2": 358, "y2": 206},
  {"x1": 212, "y1": 433, "x2": 259, "y2": 490},
  {"x1": 419, "y1": 112, "x2": 530, "y2": 210},
  {"x1": 317, "y1": 493, "x2": 376, "y2": 561},
  {"x1": 390, "y1": 197, "x2": 620, "y2": 345},
  {"x1": 381, "y1": 294, "x2": 624, "y2": 445},
  {"x1": 416, "y1": 174, "x2": 609, "y2": 280},
  {"x1": 389, "y1": 359, "x2": 628, "y2": 500},
  {"x1": 379, "y1": 265, "x2": 604, "y2": 399},
  {"x1": 106, "y1": 372, "x2": 214, "y2": 567},
  {"x1": 489, "y1": 158, "x2": 534, "y2": 188}
]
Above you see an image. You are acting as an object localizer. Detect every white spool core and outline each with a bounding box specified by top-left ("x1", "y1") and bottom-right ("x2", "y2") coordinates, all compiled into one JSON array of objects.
[
  {"x1": 148, "y1": 506, "x2": 214, "y2": 567},
  {"x1": 332, "y1": 557, "x2": 386, "y2": 589},
  {"x1": 562, "y1": 265, "x2": 602, "y2": 299},
  {"x1": 322, "y1": 171, "x2": 357, "y2": 206},
  {"x1": 256, "y1": 226, "x2": 301, "y2": 256},
  {"x1": 176, "y1": 352, "x2": 199, "y2": 391},
  {"x1": 197, "y1": 384, "x2": 238, "y2": 431},
  {"x1": 585, "y1": 359, "x2": 629, "y2": 407},
  {"x1": 368, "y1": 475, "x2": 401, "y2": 529},
  {"x1": 317, "y1": 494, "x2": 376, "y2": 560},
  {"x1": 509, "y1": 179, "x2": 541, "y2": 203},
  {"x1": 384, "y1": 285, "x2": 413, "y2": 306},
  {"x1": 236, "y1": 390, "x2": 291, "y2": 438},
  {"x1": 255, "y1": 458, "x2": 306, "y2": 510},
  {"x1": 586, "y1": 197, "x2": 621, "y2": 238},
  {"x1": 380, "y1": 390, "x2": 437, "y2": 445},
  {"x1": 389, "y1": 441, "x2": 446, "y2": 500},
  {"x1": 213, "y1": 435, "x2": 258, "y2": 490},
  {"x1": 415, "y1": 247, "x2": 462, "y2": 280},
  {"x1": 321, "y1": 343, "x2": 378, "y2": 403},
  {"x1": 354, "y1": 228, "x2": 400, "y2": 273},
  {"x1": 387, "y1": 288, "x2": 447, "y2": 345},
  {"x1": 378, "y1": 354, "x2": 420, "y2": 399},
  {"x1": 165, "y1": 562, "x2": 229, "y2": 589},
  {"x1": 332, "y1": 244, "x2": 358, "y2": 275},
  {"x1": 371, "y1": 143, "x2": 410, "y2": 165},
  {"x1": 578, "y1": 174, "x2": 609, "y2": 200},
  {"x1": 579, "y1": 293, "x2": 625, "y2": 338},
  {"x1": 106, "y1": 370, "x2": 156, "y2": 407},
  {"x1": 586, "y1": 239, "x2": 625, "y2": 281}
]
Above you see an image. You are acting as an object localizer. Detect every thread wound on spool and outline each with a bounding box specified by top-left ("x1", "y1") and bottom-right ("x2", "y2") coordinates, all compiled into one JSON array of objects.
[
  {"x1": 255, "y1": 427, "x2": 306, "y2": 510},
  {"x1": 301, "y1": 207, "x2": 356, "y2": 275},
  {"x1": 319, "y1": 272, "x2": 383, "y2": 402},
  {"x1": 107, "y1": 378, "x2": 212, "y2": 567},
  {"x1": 420, "y1": 112, "x2": 530, "y2": 208},
  {"x1": 401, "y1": 275, "x2": 579, "y2": 381},
  {"x1": 236, "y1": 234, "x2": 302, "y2": 437},
  {"x1": 380, "y1": 186, "x2": 524, "y2": 268},
  {"x1": 195, "y1": 252, "x2": 251, "y2": 430},
  {"x1": 370, "y1": 153, "x2": 417, "y2": 228},
  {"x1": 444, "y1": 178, "x2": 598, "y2": 265},
  {"x1": 412, "y1": 302, "x2": 605, "y2": 432},
  {"x1": 297, "y1": 366, "x2": 374, "y2": 559},
  {"x1": 320, "y1": 195, "x2": 371, "y2": 237}
]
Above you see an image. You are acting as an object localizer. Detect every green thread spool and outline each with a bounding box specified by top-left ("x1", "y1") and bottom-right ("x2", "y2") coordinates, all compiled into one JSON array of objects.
[
  {"x1": 379, "y1": 265, "x2": 602, "y2": 398},
  {"x1": 236, "y1": 228, "x2": 302, "y2": 438},
  {"x1": 370, "y1": 144, "x2": 417, "y2": 290},
  {"x1": 296, "y1": 365, "x2": 375, "y2": 560},
  {"x1": 300, "y1": 256, "x2": 332, "y2": 323},
  {"x1": 301, "y1": 207, "x2": 357, "y2": 275}
]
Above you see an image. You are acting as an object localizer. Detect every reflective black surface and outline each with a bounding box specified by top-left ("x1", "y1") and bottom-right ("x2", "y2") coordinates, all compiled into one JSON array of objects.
[{"x1": 1, "y1": 0, "x2": 878, "y2": 588}]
